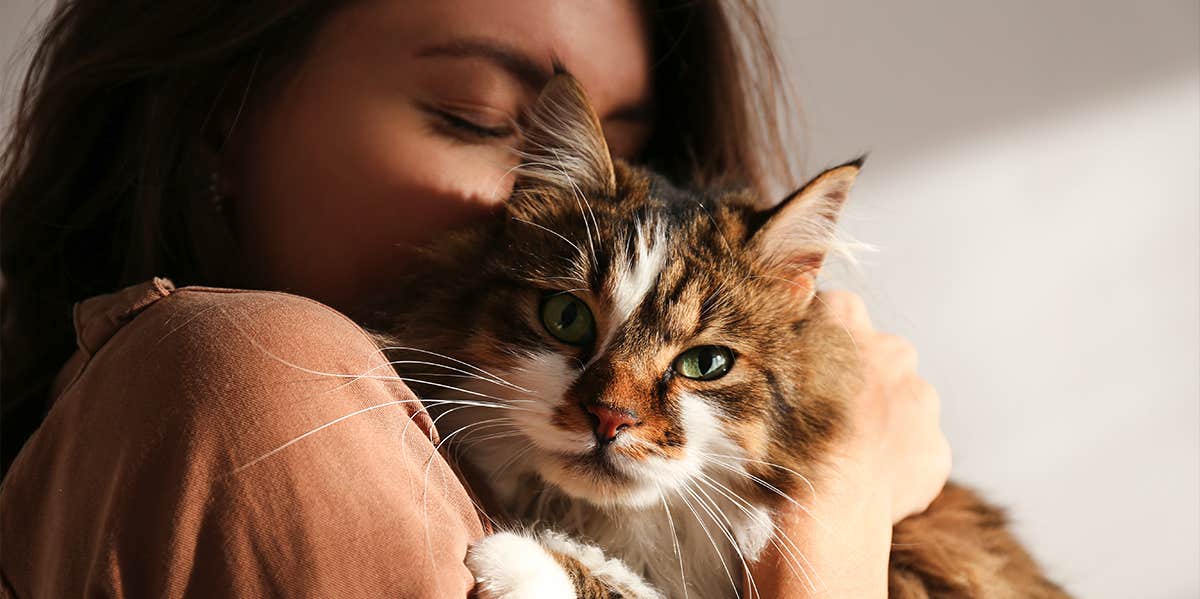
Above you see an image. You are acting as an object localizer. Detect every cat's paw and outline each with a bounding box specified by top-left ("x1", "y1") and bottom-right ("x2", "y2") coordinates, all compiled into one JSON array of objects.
[
  {"x1": 538, "y1": 531, "x2": 664, "y2": 599},
  {"x1": 466, "y1": 532, "x2": 578, "y2": 599}
]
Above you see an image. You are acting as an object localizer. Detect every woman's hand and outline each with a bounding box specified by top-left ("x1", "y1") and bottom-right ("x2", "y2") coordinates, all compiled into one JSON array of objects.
[
  {"x1": 824, "y1": 289, "x2": 952, "y2": 524},
  {"x1": 749, "y1": 290, "x2": 951, "y2": 598}
]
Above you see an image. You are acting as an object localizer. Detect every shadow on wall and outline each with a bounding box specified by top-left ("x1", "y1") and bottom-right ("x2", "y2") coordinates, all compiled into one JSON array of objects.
[
  {"x1": 0, "y1": 0, "x2": 46, "y2": 122},
  {"x1": 771, "y1": 2, "x2": 1199, "y2": 599},
  {"x1": 772, "y1": 0, "x2": 1199, "y2": 174}
]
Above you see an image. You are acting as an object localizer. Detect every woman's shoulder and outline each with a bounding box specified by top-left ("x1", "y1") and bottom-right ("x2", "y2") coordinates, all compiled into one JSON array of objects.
[
  {"x1": 42, "y1": 279, "x2": 427, "y2": 462},
  {"x1": 59, "y1": 279, "x2": 393, "y2": 402},
  {"x1": 98, "y1": 279, "x2": 372, "y2": 349}
]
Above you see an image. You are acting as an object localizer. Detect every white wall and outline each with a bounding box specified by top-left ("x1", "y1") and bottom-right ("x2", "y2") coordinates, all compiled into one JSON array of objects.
[
  {"x1": 3, "y1": 0, "x2": 1197, "y2": 596},
  {"x1": 773, "y1": 1, "x2": 1199, "y2": 597}
]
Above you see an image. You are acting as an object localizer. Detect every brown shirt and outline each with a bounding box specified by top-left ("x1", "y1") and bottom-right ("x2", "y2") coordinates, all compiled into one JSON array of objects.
[{"x1": 1, "y1": 280, "x2": 487, "y2": 597}]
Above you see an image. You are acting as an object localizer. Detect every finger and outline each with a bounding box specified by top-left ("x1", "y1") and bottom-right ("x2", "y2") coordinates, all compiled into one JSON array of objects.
[
  {"x1": 817, "y1": 289, "x2": 873, "y2": 331},
  {"x1": 917, "y1": 378, "x2": 941, "y2": 414},
  {"x1": 875, "y1": 333, "x2": 918, "y2": 374}
]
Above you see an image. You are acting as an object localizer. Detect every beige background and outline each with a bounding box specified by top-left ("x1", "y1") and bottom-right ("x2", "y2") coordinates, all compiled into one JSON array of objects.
[
  {"x1": 773, "y1": 1, "x2": 1199, "y2": 597},
  {"x1": 4, "y1": 1, "x2": 1198, "y2": 597}
]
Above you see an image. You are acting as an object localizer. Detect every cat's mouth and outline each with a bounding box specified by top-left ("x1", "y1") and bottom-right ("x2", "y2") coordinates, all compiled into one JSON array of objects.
[
  {"x1": 552, "y1": 443, "x2": 640, "y2": 481},
  {"x1": 530, "y1": 441, "x2": 683, "y2": 508},
  {"x1": 573, "y1": 445, "x2": 631, "y2": 476}
]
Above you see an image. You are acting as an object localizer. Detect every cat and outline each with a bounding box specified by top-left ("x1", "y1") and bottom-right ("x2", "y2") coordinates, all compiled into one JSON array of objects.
[{"x1": 367, "y1": 73, "x2": 1070, "y2": 598}]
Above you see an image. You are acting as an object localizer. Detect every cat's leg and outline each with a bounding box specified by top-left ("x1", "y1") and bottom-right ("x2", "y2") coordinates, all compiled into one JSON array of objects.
[
  {"x1": 466, "y1": 530, "x2": 664, "y2": 599},
  {"x1": 888, "y1": 482, "x2": 1072, "y2": 599}
]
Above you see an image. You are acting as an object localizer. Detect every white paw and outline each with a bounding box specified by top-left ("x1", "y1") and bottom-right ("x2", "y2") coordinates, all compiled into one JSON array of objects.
[{"x1": 466, "y1": 532, "x2": 577, "y2": 599}]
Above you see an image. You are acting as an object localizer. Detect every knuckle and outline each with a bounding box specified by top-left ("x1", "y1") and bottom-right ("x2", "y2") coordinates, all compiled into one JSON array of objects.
[
  {"x1": 845, "y1": 295, "x2": 869, "y2": 323},
  {"x1": 818, "y1": 288, "x2": 849, "y2": 303},
  {"x1": 882, "y1": 335, "x2": 917, "y2": 366},
  {"x1": 873, "y1": 334, "x2": 919, "y2": 373},
  {"x1": 915, "y1": 378, "x2": 940, "y2": 409},
  {"x1": 878, "y1": 332, "x2": 907, "y2": 353},
  {"x1": 820, "y1": 290, "x2": 869, "y2": 326},
  {"x1": 868, "y1": 333, "x2": 897, "y2": 357}
]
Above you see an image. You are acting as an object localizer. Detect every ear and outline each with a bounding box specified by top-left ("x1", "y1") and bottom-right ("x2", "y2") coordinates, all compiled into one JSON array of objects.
[
  {"x1": 515, "y1": 71, "x2": 617, "y2": 195},
  {"x1": 751, "y1": 157, "x2": 863, "y2": 296}
]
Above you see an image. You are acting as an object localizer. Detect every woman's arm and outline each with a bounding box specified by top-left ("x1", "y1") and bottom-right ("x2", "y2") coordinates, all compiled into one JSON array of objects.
[
  {"x1": 751, "y1": 290, "x2": 952, "y2": 597},
  {"x1": 0, "y1": 284, "x2": 486, "y2": 597}
]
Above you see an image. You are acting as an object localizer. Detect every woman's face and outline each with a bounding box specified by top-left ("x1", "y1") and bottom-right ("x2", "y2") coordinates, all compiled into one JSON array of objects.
[{"x1": 228, "y1": 0, "x2": 653, "y2": 309}]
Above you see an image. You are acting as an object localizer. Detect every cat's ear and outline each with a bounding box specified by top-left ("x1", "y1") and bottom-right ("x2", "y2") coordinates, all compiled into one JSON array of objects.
[
  {"x1": 515, "y1": 71, "x2": 617, "y2": 195},
  {"x1": 750, "y1": 157, "x2": 863, "y2": 297}
]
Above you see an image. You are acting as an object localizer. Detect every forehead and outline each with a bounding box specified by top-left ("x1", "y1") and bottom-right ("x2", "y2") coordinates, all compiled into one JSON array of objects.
[
  {"x1": 510, "y1": 172, "x2": 772, "y2": 347},
  {"x1": 356, "y1": 0, "x2": 652, "y2": 118}
]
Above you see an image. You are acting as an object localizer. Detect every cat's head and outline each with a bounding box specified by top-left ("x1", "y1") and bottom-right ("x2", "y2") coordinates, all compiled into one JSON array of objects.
[{"x1": 385, "y1": 74, "x2": 862, "y2": 509}]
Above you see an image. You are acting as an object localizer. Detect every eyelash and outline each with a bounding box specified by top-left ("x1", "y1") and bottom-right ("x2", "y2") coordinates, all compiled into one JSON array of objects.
[{"x1": 433, "y1": 109, "x2": 515, "y2": 141}]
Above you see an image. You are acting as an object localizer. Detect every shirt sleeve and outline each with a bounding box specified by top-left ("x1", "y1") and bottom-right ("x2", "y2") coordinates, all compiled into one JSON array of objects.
[{"x1": 1, "y1": 286, "x2": 485, "y2": 598}]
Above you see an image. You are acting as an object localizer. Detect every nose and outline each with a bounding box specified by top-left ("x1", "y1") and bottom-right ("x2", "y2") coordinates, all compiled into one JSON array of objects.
[{"x1": 584, "y1": 403, "x2": 640, "y2": 445}]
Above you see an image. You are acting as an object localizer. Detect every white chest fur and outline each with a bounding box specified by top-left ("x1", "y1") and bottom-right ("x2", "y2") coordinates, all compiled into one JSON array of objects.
[{"x1": 488, "y1": 462, "x2": 777, "y2": 599}]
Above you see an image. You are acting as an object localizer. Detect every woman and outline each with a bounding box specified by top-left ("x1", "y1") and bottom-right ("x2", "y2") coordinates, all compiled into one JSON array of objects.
[{"x1": 0, "y1": 0, "x2": 950, "y2": 596}]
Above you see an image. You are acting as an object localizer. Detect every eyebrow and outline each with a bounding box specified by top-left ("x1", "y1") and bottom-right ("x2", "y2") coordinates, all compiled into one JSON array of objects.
[{"x1": 416, "y1": 37, "x2": 553, "y2": 89}]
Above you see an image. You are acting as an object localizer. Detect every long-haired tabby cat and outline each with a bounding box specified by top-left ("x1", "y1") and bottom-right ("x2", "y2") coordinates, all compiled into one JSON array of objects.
[{"x1": 368, "y1": 74, "x2": 1069, "y2": 598}]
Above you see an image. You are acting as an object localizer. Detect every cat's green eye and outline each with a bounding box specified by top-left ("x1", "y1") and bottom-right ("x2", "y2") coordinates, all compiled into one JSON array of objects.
[
  {"x1": 540, "y1": 293, "x2": 596, "y2": 346},
  {"x1": 674, "y1": 346, "x2": 734, "y2": 381}
]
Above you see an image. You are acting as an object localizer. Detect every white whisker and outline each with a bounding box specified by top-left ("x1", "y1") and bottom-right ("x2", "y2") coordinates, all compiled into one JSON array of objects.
[
  {"x1": 396, "y1": 378, "x2": 534, "y2": 410},
  {"x1": 377, "y1": 346, "x2": 533, "y2": 392},
  {"x1": 656, "y1": 486, "x2": 689, "y2": 599},
  {"x1": 228, "y1": 399, "x2": 422, "y2": 475},
  {"x1": 694, "y1": 471, "x2": 820, "y2": 593},
  {"x1": 683, "y1": 481, "x2": 760, "y2": 599},
  {"x1": 230, "y1": 396, "x2": 502, "y2": 476},
  {"x1": 674, "y1": 484, "x2": 739, "y2": 595},
  {"x1": 701, "y1": 456, "x2": 828, "y2": 533},
  {"x1": 420, "y1": 414, "x2": 506, "y2": 593},
  {"x1": 697, "y1": 451, "x2": 818, "y2": 501},
  {"x1": 385, "y1": 359, "x2": 531, "y2": 391}
]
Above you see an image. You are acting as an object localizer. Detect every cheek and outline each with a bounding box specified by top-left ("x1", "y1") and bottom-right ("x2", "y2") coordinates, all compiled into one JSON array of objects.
[
  {"x1": 675, "y1": 392, "x2": 732, "y2": 455},
  {"x1": 233, "y1": 93, "x2": 516, "y2": 309},
  {"x1": 501, "y1": 350, "x2": 592, "y2": 453}
]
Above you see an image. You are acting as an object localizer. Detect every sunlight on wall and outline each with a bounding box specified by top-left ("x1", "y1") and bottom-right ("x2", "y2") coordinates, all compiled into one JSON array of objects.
[
  {"x1": 820, "y1": 73, "x2": 1199, "y2": 597},
  {"x1": 777, "y1": 0, "x2": 1200, "y2": 589}
]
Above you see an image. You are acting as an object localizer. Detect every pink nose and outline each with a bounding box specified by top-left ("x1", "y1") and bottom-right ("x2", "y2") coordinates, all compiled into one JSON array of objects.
[{"x1": 585, "y1": 404, "x2": 640, "y2": 444}]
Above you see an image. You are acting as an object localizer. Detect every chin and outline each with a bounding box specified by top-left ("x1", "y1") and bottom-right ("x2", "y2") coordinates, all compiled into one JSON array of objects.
[{"x1": 535, "y1": 451, "x2": 665, "y2": 509}]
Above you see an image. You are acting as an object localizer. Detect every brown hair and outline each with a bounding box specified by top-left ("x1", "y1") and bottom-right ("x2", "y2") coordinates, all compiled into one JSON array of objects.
[{"x1": 0, "y1": 0, "x2": 798, "y2": 472}]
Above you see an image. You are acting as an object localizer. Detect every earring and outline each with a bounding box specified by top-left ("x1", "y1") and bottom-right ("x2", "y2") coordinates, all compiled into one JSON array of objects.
[{"x1": 208, "y1": 170, "x2": 226, "y2": 214}]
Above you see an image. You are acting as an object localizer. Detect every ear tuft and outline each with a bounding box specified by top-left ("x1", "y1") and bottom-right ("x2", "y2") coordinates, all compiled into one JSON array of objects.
[
  {"x1": 752, "y1": 160, "x2": 863, "y2": 296},
  {"x1": 841, "y1": 154, "x2": 868, "y2": 170},
  {"x1": 515, "y1": 73, "x2": 616, "y2": 195}
]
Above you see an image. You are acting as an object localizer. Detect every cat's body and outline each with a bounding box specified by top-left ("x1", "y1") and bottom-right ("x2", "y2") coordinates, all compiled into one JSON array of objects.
[{"x1": 368, "y1": 74, "x2": 1068, "y2": 598}]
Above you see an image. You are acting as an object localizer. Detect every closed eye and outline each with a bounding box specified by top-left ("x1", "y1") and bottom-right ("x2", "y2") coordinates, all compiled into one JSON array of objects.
[
  {"x1": 435, "y1": 109, "x2": 514, "y2": 139},
  {"x1": 419, "y1": 101, "x2": 516, "y2": 141}
]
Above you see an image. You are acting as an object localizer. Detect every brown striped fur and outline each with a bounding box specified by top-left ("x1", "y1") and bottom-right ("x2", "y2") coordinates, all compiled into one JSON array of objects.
[
  {"x1": 368, "y1": 74, "x2": 1069, "y2": 598},
  {"x1": 551, "y1": 551, "x2": 622, "y2": 599}
]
